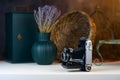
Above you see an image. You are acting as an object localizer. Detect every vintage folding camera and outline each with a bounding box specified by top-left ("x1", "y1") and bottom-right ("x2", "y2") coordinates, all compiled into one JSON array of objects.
[{"x1": 61, "y1": 37, "x2": 92, "y2": 72}]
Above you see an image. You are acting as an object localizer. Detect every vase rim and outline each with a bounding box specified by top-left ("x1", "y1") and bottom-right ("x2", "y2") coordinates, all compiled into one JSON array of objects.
[{"x1": 37, "y1": 32, "x2": 51, "y2": 41}]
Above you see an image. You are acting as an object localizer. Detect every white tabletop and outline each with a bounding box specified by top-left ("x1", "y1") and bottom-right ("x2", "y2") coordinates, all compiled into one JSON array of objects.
[{"x1": 0, "y1": 61, "x2": 120, "y2": 80}]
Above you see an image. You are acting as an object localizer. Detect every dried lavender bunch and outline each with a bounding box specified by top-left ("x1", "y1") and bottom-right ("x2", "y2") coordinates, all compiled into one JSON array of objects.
[{"x1": 34, "y1": 5, "x2": 61, "y2": 32}]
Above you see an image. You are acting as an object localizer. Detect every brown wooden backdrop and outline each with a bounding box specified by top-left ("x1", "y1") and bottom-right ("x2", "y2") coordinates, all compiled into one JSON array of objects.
[
  {"x1": 92, "y1": 0, "x2": 120, "y2": 61},
  {"x1": 0, "y1": 0, "x2": 120, "y2": 61},
  {"x1": 42, "y1": 0, "x2": 120, "y2": 61}
]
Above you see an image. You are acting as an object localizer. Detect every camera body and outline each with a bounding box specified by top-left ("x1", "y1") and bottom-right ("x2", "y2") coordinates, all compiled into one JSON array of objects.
[{"x1": 61, "y1": 37, "x2": 92, "y2": 71}]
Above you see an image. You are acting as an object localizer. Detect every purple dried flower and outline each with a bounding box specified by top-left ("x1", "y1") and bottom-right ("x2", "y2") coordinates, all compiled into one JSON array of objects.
[{"x1": 34, "y1": 5, "x2": 61, "y2": 32}]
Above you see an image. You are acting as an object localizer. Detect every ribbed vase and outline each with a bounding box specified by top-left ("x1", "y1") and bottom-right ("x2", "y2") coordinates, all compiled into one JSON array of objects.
[{"x1": 31, "y1": 32, "x2": 57, "y2": 65}]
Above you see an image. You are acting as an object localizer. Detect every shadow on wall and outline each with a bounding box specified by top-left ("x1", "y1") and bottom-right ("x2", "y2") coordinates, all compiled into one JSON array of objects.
[{"x1": 0, "y1": 3, "x2": 5, "y2": 57}]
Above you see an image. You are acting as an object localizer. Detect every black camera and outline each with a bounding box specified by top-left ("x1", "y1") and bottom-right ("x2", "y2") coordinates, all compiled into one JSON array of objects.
[{"x1": 61, "y1": 37, "x2": 92, "y2": 72}]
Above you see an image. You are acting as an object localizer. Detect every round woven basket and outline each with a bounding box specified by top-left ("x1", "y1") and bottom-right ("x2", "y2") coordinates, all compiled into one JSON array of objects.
[{"x1": 51, "y1": 11, "x2": 96, "y2": 61}]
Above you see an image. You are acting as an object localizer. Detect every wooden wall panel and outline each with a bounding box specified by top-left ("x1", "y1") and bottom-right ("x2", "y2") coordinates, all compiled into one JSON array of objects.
[
  {"x1": 0, "y1": 0, "x2": 120, "y2": 61},
  {"x1": 92, "y1": 0, "x2": 120, "y2": 61},
  {"x1": 42, "y1": 0, "x2": 120, "y2": 61}
]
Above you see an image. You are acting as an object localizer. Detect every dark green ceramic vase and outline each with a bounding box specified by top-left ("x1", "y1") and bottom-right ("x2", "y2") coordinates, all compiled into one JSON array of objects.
[{"x1": 31, "y1": 32, "x2": 57, "y2": 65}]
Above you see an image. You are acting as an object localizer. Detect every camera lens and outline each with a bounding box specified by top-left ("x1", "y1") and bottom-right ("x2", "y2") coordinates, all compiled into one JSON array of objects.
[
  {"x1": 61, "y1": 52, "x2": 66, "y2": 61},
  {"x1": 61, "y1": 52, "x2": 70, "y2": 62}
]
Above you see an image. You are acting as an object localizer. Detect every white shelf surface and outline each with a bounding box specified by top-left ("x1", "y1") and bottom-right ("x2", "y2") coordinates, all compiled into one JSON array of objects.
[{"x1": 0, "y1": 61, "x2": 120, "y2": 80}]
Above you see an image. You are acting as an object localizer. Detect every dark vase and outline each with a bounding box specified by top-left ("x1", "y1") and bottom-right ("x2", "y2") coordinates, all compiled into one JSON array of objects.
[{"x1": 31, "y1": 32, "x2": 57, "y2": 65}]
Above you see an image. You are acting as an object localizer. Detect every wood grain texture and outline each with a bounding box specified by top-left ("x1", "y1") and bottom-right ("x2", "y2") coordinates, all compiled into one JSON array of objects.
[{"x1": 92, "y1": 0, "x2": 120, "y2": 61}]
